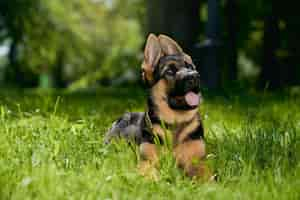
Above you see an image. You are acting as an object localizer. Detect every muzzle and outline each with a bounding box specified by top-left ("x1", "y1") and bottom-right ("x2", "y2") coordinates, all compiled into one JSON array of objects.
[{"x1": 175, "y1": 69, "x2": 201, "y2": 95}]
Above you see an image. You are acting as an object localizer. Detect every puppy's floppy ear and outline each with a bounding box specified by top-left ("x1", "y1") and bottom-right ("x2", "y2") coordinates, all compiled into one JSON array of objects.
[
  {"x1": 142, "y1": 34, "x2": 162, "y2": 84},
  {"x1": 158, "y1": 34, "x2": 183, "y2": 55}
]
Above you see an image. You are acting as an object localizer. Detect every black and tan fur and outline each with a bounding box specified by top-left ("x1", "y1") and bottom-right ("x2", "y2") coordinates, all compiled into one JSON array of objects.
[{"x1": 105, "y1": 34, "x2": 212, "y2": 180}]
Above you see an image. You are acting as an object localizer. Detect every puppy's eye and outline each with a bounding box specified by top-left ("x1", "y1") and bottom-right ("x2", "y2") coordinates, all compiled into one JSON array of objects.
[
  {"x1": 186, "y1": 64, "x2": 194, "y2": 70},
  {"x1": 166, "y1": 69, "x2": 175, "y2": 75},
  {"x1": 165, "y1": 65, "x2": 177, "y2": 75}
]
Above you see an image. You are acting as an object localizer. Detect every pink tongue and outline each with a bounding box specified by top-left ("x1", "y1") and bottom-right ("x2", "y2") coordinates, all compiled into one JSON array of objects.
[{"x1": 185, "y1": 92, "x2": 200, "y2": 106}]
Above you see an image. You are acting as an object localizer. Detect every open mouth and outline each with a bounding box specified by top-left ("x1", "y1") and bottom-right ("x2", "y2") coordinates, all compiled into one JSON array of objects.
[
  {"x1": 168, "y1": 89, "x2": 201, "y2": 110},
  {"x1": 184, "y1": 91, "x2": 200, "y2": 107}
]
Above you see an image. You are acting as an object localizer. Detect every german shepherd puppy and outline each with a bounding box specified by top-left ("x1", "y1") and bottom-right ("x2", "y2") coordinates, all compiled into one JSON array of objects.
[{"x1": 105, "y1": 34, "x2": 211, "y2": 179}]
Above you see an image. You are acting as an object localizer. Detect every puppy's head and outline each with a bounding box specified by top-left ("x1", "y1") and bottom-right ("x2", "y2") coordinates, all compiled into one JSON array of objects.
[{"x1": 142, "y1": 34, "x2": 201, "y2": 110}]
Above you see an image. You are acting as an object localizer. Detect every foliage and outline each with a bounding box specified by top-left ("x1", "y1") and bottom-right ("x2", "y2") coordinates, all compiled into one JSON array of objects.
[
  {"x1": 1, "y1": 0, "x2": 299, "y2": 89},
  {"x1": 0, "y1": 88, "x2": 299, "y2": 199},
  {"x1": 0, "y1": 0, "x2": 144, "y2": 87}
]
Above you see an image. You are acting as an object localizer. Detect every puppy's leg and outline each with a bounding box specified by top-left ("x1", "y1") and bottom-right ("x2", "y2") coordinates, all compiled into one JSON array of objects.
[
  {"x1": 138, "y1": 142, "x2": 159, "y2": 180},
  {"x1": 174, "y1": 139, "x2": 212, "y2": 180}
]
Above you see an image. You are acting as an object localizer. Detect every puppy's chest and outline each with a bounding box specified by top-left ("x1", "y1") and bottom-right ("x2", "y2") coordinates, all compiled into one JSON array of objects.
[
  {"x1": 152, "y1": 123, "x2": 184, "y2": 145},
  {"x1": 146, "y1": 96, "x2": 202, "y2": 145},
  {"x1": 146, "y1": 113, "x2": 201, "y2": 145}
]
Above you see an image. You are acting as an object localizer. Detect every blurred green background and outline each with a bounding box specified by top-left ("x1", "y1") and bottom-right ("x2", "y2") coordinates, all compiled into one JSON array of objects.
[
  {"x1": 0, "y1": 0, "x2": 299, "y2": 90},
  {"x1": 0, "y1": 1, "x2": 300, "y2": 198}
]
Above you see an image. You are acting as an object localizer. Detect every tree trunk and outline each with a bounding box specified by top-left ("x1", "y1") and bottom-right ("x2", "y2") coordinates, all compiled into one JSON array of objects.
[
  {"x1": 5, "y1": 37, "x2": 38, "y2": 88},
  {"x1": 259, "y1": 2, "x2": 281, "y2": 89},
  {"x1": 225, "y1": 0, "x2": 238, "y2": 82},
  {"x1": 5, "y1": 38, "x2": 22, "y2": 85},
  {"x1": 200, "y1": 0, "x2": 221, "y2": 89},
  {"x1": 53, "y1": 50, "x2": 67, "y2": 88},
  {"x1": 146, "y1": 0, "x2": 201, "y2": 54}
]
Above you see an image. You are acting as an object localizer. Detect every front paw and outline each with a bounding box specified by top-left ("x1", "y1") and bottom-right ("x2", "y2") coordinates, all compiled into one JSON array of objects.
[
  {"x1": 138, "y1": 160, "x2": 159, "y2": 181},
  {"x1": 185, "y1": 161, "x2": 213, "y2": 181}
]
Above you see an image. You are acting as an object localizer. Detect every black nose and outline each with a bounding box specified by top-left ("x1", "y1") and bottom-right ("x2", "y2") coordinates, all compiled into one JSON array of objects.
[
  {"x1": 175, "y1": 70, "x2": 201, "y2": 94},
  {"x1": 188, "y1": 72, "x2": 200, "y2": 82},
  {"x1": 185, "y1": 72, "x2": 200, "y2": 89},
  {"x1": 187, "y1": 76, "x2": 199, "y2": 87}
]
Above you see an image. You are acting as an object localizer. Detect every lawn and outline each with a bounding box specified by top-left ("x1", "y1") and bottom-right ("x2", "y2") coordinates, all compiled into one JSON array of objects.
[{"x1": 0, "y1": 87, "x2": 299, "y2": 200}]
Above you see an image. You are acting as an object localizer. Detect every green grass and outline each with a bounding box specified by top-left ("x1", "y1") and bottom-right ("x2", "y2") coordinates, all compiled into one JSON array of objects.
[{"x1": 0, "y1": 87, "x2": 299, "y2": 199}]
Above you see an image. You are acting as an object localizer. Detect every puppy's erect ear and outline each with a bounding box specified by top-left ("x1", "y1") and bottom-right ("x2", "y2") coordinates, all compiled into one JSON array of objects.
[
  {"x1": 142, "y1": 34, "x2": 162, "y2": 84},
  {"x1": 158, "y1": 34, "x2": 183, "y2": 55}
]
